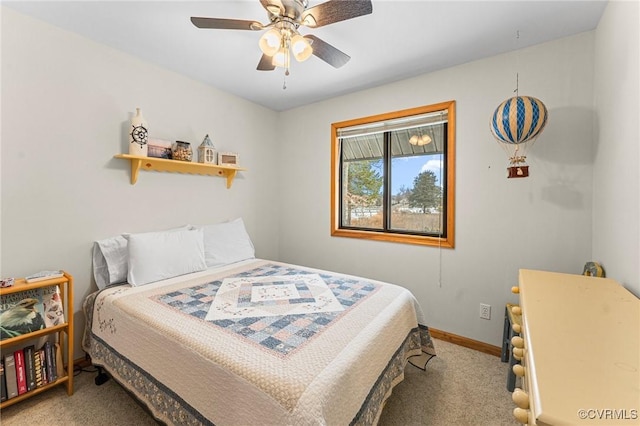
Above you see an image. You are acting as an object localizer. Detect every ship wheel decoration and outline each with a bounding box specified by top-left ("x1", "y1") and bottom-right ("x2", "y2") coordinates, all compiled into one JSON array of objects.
[{"x1": 130, "y1": 123, "x2": 148, "y2": 147}]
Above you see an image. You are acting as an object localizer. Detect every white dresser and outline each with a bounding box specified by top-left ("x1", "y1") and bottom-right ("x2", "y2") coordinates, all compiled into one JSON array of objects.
[{"x1": 511, "y1": 269, "x2": 639, "y2": 425}]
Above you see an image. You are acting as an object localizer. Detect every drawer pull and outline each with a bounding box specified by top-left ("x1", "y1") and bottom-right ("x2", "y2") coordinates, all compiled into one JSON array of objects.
[
  {"x1": 513, "y1": 407, "x2": 530, "y2": 424},
  {"x1": 512, "y1": 388, "x2": 530, "y2": 409},
  {"x1": 512, "y1": 323, "x2": 522, "y2": 333},
  {"x1": 511, "y1": 305, "x2": 522, "y2": 315},
  {"x1": 513, "y1": 347, "x2": 524, "y2": 357},
  {"x1": 513, "y1": 364, "x2": 525, "y2": 377},
  {"x1": 511, "y1": 336, "x2": 524, "y2": 348},
  {"x1": 511, "y1": 286, "x2": 520, "y2": 294}
]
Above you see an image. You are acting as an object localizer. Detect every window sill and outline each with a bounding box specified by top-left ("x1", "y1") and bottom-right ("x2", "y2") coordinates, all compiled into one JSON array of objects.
[{"x1": 331, "y1": 228, "x2": 454, "y2": 248}]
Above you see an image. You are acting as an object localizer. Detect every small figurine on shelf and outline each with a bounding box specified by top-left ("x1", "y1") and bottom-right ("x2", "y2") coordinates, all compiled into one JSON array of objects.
[
  {"x1": 129, "y1": 107, "x2": 149, "y2": 157},
  {"x1": 0, "y1": 277, "x2": 14, "y2": 288},
  {"x1": 198, "y1": 134, "x2": 217, "y2": 164}
]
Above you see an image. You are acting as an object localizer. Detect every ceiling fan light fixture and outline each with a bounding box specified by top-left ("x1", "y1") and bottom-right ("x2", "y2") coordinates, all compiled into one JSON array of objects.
[
  {"x1": 259, "y1": 28, "x2": 281, "y2": 56},
  {"x1": 272, "y1": 46, "x2": 288, "y2": 68},
  {"x1": 191, "y1": 0, "x2": 374, "y2": 80},
  {"x1": 291, "y1": 34, "x2": 312, "y2": 62}
]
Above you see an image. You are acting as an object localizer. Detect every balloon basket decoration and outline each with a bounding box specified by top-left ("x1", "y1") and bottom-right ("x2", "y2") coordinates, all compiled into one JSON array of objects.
[{"x1": 507, "y1": 165, "x2": 529, "y2": 178}]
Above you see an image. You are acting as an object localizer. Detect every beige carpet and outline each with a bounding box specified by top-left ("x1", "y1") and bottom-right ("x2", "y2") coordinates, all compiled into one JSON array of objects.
[{"x1": 0, "y1": 338, "x2": 519, "y2": 425}]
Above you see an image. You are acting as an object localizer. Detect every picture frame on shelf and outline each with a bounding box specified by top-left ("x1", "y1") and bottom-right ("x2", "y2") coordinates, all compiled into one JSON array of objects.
[
  {"x1": 147, "y1": 138, "x2": 172, "y2": 159},
  {"x1": 218, "y1": 152, "x2": 239, "y2": 166}
]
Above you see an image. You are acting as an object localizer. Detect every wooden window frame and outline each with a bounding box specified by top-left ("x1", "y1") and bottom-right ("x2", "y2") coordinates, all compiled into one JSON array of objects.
[{"x1": 331, "y1": 101, "x2": 456, "y2": 248}]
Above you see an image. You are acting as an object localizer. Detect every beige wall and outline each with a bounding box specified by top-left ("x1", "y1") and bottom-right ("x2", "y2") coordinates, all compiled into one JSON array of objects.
[
  {"x1": 1, "y1": 8, "x2": 281, "y2": 357},
  {"x1": 2, "y1": 1, "x2": 637, "y2": 356},
  {"x1": 277, "y1": 32, "x2": 596, "y2": 346},
  {"x1": 593, "y1": 0, "x2": 640, "y2": 295}
]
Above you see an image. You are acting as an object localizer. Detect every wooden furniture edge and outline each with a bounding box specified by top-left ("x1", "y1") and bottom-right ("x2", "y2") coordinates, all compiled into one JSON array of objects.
[
  {"x1": 114, "y1": 154, "x2": 246, "y2": 188},
  {"x1": 64, "y1": 272, "x2": 74, "y2": 396},
  {"x1": 429, "y1": 328, "x2": 502, "y2": 357}
]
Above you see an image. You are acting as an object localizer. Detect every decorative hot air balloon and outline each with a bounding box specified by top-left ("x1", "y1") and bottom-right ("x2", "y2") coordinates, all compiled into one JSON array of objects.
[{"x1": 490, "y1": 95, "x2": 548, "y2": 178}]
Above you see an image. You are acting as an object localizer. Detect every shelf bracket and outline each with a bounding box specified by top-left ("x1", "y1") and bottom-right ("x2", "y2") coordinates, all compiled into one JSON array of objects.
[
  {"x1": 130, "y1": 158, "x2": 142, "y2": 185},
  {"x1": 226, "y1": 170, "x2": 237, "y2": 189}
]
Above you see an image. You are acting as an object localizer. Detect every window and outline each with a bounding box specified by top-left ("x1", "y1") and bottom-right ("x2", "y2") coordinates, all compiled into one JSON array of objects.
[{"x1": 331, "y1": 101, "x2": 455, "y2": 248}]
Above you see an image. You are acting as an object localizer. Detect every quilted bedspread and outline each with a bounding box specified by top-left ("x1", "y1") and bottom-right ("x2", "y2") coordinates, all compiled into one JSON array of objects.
[{"x1": 83, "y1": 259, "x2": 435, "y2": 425}]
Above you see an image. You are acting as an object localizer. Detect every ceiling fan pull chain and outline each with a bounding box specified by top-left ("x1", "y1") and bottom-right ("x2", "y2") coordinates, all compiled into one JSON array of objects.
[{"x1": 285, "y1": 35, "x2": 291, "y2": 77}]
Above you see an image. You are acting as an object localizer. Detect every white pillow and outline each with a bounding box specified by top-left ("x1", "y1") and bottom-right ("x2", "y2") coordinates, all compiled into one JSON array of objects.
[
  {"x1": 92, "y1": 235, "x2": 128, "y2": 290},
  {"x1": 127, "y1": 228, "x2": 206, "y2": 286},
  {"x1": 200, "y1": 218, "x2": 255, "y2": 267},
  {"x1": 92, "y1": 225, "x2": 193, "y2": 290}
]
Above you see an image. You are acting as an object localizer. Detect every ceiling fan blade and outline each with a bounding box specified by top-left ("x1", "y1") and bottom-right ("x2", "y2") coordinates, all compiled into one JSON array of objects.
[
  {"x1": 302, "y1": 0, "x2": 372, "y2": 28},
  {"x1": 190, "y1": 17, "x2": 263, "y2": 31},
  {"x1": 257, "y1": 54, "x2": 276, "y2": 71},
  {"x1": 305, "y1": 35, "x2": 350, "y2": 68}
]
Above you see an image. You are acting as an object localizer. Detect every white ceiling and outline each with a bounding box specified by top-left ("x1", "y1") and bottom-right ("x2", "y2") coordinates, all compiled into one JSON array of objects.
[{"x1": 4, "y1": 1, "x2": 608, "y2": 111}]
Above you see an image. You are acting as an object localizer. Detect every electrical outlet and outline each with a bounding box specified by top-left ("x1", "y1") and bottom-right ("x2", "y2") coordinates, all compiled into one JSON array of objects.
[{"x1": 480, "y1": 303, "x2": 491, "y2": 320}]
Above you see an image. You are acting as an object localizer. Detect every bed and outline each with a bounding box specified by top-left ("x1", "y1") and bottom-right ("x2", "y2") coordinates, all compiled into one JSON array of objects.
[{"x1": 82, "y1": 220, "x2": 436, "y2": 425}]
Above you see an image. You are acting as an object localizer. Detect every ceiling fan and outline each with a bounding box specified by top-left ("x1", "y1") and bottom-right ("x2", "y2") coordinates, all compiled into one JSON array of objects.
[{"x1": 191, "y1": 0, "x2": 373, "y2": 76}]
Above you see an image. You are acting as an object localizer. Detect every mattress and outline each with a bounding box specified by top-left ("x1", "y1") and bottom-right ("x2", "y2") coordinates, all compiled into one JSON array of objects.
[{"x1": 83, "y1": 259, "x2": 435, "y2": 425}]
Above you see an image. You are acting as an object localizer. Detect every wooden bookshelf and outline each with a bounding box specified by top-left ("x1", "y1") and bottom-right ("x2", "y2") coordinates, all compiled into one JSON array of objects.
[{"x1": 0, "y1": 272, "x2": 74, "y2": 408}]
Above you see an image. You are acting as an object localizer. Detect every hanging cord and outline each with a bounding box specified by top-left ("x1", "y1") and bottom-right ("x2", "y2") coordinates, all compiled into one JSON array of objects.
[
  {"x1": 514, "y1": 30, "x2": 520, "y2": 97},
  {"x1": 438, "y1": 153, "x2": 444, "y2": 288},
  {"x1": 438, "y1": 229, "x2": 442, "y2": 288},
  {"x1": 511, "y1": 30, "x2": 528, "y2": 162}
]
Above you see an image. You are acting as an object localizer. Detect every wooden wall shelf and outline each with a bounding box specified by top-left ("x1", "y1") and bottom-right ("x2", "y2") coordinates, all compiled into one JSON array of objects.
[{"x1": 114, "y1": 154, "x2": 246, "y2": 189}]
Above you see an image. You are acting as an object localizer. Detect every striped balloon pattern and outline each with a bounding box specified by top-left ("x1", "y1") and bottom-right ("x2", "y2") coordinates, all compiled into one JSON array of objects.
[{"x1": 490, "y1": 96, "x2": 548, "y2": 145}]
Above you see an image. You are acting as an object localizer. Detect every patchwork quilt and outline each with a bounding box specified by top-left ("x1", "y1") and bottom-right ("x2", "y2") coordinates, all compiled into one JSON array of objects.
[{"x1": 83, "y1": 259, "x2": 435, "y2": 425}]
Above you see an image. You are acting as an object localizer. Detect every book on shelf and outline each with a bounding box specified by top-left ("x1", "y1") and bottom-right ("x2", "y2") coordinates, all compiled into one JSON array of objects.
[
  {"x1": 23, "y1": 345, "x2": 37, "y2": 392},
  {"x1": 4, "y1": 354, "x2": 17, "y2": 400},
  {"x1": 25, "y1": 270, "x2": 64, "y2": 283},
  {"x1": 0, "y1": 285, "x2": 65, "y2": 341},
  {"x1": 42, "y1": 341, "x2": 57, "y2": 383},
  {"x1": 14, "y1": 349, "x2": 27, "y2": 395},
  {"x1": 54, "y1": 342, "x2": 64, "y2": 379},
  {"x1": 1, "y1": 358, "x2": 7, "y2": 402},
  {"x1": 37, "y1": 348, "x2": 48, "y2": 386},
  {"x1": 33, "y1": 347, "x2": 44, "y2": 388}
]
